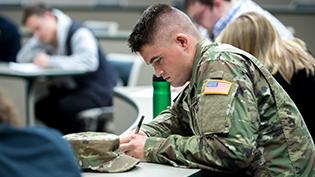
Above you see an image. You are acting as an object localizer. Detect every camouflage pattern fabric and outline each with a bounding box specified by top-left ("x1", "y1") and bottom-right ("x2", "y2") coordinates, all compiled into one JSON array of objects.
[
  {"x1": 141, "y1": 40, "x2": 315, "y2": 176},
  {"x1": 63, "y1": 132, "x2": 139, "y2": 173}
]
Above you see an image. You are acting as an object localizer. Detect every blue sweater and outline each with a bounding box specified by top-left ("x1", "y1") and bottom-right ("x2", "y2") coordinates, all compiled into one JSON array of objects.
[
  {"x1": 0, "y1": 124, "x2": 81, "y2": 177},
  {"x1": 0, "y1": 16, "x2": 21, "y2": 62}
]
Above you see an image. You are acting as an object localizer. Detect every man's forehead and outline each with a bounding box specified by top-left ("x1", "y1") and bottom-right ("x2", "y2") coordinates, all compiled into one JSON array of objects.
[
  {"x1": 140, "y1": 44, "x2": 157, "y2": 54},
  {"x1": 188, "y1": 2, "x2": 204, "y2": 12},
  {"x1": 140, "y1": 45, "x2": 162, "y2": 63},
  {"x1": 26, "y1": 15, "x2": 43, "y2": 25}
]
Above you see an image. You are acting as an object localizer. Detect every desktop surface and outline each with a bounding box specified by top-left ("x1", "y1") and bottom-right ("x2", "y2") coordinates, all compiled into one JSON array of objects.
[{"x1": 83, "y1": 162, "x2": 199, "y2": 177}]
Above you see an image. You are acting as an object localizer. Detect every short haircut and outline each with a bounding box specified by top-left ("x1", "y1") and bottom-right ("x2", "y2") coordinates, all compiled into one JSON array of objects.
[
  {"x1": 128, "y1": 4, "x2": 173, "y2": 53},
  {"x1": 22, "y1": 4, "x2": 51, "y2": 25}
]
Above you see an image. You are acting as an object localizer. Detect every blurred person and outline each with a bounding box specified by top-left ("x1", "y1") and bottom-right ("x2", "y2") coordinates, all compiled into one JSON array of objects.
[
  {"x1": 17, "y1": 4, "x2": 117, "y2": 134},
  {"x1": 0, "y1": 89, "x2": 81, "y2": 177},
  {"x1": 184, "y1": 0, "x2": 293, "y2": 40},
  {"x1": 0, "y1": 89, "x2": 20, "y2": 127},
  {"x1": 0, "y1": 15, "x2": 21, "y2": 62},
  {"x1": 120, "y1": 4, "x2": 315, "y2": 176},
  {"x1": 217, "y1": 12, "x2": 315, "y2": 138}
]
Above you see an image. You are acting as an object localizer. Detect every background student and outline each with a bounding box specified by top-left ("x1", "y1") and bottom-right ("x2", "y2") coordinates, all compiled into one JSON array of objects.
[
  {"x1": 0, "y1": 15, "x2": 21, "y2": 62},
  {"x1": 217, "y1": 12, "x2": 315, "y2": 138},
  {"x1": 17, "y1": 4, "x2": 117, "y2": 134},
  {"x1": 184, "y1": 0, "x2": 293, "y2": 40},
  {"x1": 0, "y1": 89, "x2": 81, "y2": 177}
]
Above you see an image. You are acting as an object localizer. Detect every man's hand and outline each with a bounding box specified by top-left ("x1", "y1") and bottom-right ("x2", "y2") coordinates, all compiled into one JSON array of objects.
[
  {"x1": 33, "y1": 53, "x2": 49, "y2": 68},
  {"x1": 120, "y1": 130, "x2": 148, "y2": 160}
]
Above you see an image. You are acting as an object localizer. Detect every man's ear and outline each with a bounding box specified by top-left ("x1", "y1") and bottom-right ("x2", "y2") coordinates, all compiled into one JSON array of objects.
[{"x1": 175, "y1": 33, "x2": 189, "y2": 49}]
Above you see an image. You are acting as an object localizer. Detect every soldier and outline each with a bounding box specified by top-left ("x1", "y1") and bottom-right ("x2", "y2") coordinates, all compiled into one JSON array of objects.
[{"x1": 120, "y1": 3, "x2": 315, "y2": 177}]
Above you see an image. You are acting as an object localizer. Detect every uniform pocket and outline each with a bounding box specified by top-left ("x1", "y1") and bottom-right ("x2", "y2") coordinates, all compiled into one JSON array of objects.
[{"x1": 197, "y1": 82, "x2": 238, "y2": 136}]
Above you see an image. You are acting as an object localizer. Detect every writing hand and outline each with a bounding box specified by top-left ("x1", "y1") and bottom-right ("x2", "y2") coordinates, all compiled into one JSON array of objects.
[
  {"x1": 120, "y1": 131, "x2": 147, "y2": 160},
  {"x1": 33, "y1": 53, "x2": 49, "y2": 68}
]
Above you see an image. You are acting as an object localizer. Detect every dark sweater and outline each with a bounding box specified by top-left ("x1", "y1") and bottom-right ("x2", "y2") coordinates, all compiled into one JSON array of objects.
[
  {"x1": 274, "y1": 69, "x2": 315, "y2": 138},
  {"x1": 0, "y1": 124, "x2": 81, "y2": 177},
  {"x1": 0, "y1": 16, "x2": 21, "y2": 62}
]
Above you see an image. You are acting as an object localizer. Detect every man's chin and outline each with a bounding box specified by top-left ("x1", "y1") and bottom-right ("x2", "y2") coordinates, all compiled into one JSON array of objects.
[
  {"x1": 43, "y1": 40, "x2": 50, "y2": 44},
  {"x1": 39, "y1": 38, "x2": 50, "y2": 44},
  {"x1": 170, "y1": 81, "x2": 185, "y2": 87},
  {"x1": 171, "y1": 80, "x2": 190, "y2": 88}
]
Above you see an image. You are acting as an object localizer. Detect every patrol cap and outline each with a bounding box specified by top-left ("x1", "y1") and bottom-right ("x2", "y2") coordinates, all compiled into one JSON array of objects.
[{"x1": 63, "y1": 132, "x2": 139, "y2": 173}]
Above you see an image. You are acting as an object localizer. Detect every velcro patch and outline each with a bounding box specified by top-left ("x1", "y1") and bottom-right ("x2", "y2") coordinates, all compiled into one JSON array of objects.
[{"x1": 202, "y1": 79, "x2": 232, "y2": 95}]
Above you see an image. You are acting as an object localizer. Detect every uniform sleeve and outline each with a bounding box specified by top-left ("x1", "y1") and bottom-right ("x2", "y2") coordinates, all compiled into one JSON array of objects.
[
  {"x1": 141, "y1": 105, "x2": 189, "y2": 138},
  {"x1": 143, "y1": 57, "x2": 261, "y2": 172},
  {"x1": 47, "y1": 28, "x2": 99, "y2": 71}
]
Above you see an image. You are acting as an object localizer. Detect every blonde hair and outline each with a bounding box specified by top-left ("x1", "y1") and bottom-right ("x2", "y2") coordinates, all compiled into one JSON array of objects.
[
  {"x1": 0, "y1": 89, "x2": 20, "y2": 127},
  {"x1": 217, "y1": 12, "x2": 315, "y2": 83}
]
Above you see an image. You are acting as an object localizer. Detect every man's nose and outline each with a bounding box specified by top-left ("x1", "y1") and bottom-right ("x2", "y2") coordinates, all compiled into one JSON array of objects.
[{"x1": 154, "y1": 67, "x2": 164, "y2": 77}]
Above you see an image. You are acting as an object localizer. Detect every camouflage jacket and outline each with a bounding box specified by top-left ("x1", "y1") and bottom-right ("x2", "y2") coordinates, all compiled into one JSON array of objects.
[{"x1": 141, "y1": 40, "x2": 315, "y2": 177}]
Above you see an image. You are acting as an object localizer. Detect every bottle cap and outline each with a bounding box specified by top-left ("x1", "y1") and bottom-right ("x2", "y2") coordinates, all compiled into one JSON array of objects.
[{"x1": 153, "y1": 75, "x2": 166, "y2": 82}]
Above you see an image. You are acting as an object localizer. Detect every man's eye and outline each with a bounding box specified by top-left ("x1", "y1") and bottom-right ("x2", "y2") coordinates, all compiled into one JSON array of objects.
[{"x1": 153, "y1": 57, "x2": 162, "y2": 66}]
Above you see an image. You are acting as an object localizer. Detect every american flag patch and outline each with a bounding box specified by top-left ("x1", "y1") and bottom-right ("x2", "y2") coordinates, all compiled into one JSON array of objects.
[{"x1": 202, "y1": 79, "x2": 232, "y2": 95}]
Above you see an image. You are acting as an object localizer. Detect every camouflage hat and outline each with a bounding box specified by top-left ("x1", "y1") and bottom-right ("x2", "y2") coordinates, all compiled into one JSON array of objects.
[{"x1": 63, "y1": 132, "x2": 139, "y2": 173}]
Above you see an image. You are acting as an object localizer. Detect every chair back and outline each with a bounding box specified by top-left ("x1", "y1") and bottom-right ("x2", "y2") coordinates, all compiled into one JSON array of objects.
[{"x1": 107, "y1": 53, "x2": 153, "y2": 86}]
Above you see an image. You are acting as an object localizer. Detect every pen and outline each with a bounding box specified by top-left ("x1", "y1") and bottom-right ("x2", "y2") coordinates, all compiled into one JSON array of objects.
[{"x1": 134, "y1": 115, "x2": 145, "y2": 134}]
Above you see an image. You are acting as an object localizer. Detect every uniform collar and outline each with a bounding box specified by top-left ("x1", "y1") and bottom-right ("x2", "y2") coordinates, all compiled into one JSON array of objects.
[{"x1": 190, "y1": 40, "x2": 218, "y2": 88}]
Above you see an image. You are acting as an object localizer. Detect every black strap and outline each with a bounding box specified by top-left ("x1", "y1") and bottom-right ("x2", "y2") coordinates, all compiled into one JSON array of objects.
[{"x1": 65, "y1": 21, "x2": 82, "y2": 56}]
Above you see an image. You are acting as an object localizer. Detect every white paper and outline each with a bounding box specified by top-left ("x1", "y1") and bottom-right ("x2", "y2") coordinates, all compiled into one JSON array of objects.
[{"x1": 9, "y1": 62, "x2": 43, "y2": 73}]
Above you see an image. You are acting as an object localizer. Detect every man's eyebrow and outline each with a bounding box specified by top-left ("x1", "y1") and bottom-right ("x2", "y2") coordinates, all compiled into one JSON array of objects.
[{"x1": 148, "y1": 56, "x2": 161, "y2": 65}]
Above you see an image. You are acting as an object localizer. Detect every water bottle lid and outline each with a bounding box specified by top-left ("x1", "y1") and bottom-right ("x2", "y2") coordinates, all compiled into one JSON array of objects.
[{"x1": 153, "y1": 75, "x2": 166, "y2": 82}]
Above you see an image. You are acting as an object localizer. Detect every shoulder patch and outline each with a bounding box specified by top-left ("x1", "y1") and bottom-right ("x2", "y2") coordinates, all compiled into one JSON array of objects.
[{"x1": 202, "y1": 79, "x2": 232, "y2": 95}]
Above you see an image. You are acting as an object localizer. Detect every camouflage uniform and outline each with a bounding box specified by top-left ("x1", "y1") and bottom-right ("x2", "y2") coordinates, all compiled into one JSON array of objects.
[{"x1": 141, "y1": 40, "x2": 315, "y2": 176}]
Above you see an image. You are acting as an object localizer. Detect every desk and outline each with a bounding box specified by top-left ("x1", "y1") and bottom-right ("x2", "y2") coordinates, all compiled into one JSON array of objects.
[
  {"x1": 0, "y1": 62, "x2": 86, "y2": 126},
  {"x1": 113, "y1": 86, "x2": 153, "y2": 135},
  {"x1": 98, "y1": 86, "x2": 200, "y2": 177},
  {"x1": 20, "y1": 28, "x2": 130, "y2": 41},
  {"x1": 93, "y1": 30, "x2": 130, "y2": 41},
  {"x1": 84, "y1": 162, "x2": 199, "y2": 177}
]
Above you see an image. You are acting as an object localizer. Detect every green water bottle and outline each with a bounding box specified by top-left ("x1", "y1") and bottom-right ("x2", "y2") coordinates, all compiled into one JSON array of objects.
[{"x1": 153, "y1": 75, "x2": 171, "y2": 118}]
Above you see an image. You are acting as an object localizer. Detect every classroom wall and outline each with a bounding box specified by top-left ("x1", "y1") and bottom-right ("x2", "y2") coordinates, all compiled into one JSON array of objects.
[
  {"x1": 1, "y1": 1, "x2": 314, "y2": 54},
  {"x1": 1, "y1": 8, "x2": 141, "y2": 54}
]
